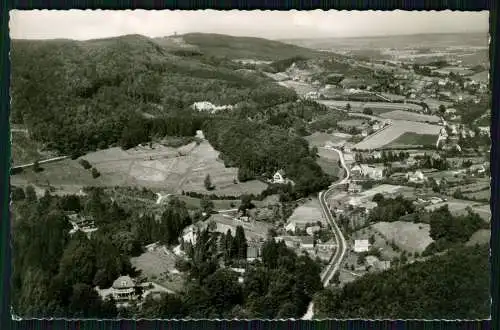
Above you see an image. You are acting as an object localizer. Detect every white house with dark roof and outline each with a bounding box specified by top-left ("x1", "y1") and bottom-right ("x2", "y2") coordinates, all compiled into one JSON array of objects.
[
  {"x1": 273, "y1": 169, "x2": 287, "y2": 184},
  {"x1": 354, "y1": 239, "x2": 370, "y2": 253}
]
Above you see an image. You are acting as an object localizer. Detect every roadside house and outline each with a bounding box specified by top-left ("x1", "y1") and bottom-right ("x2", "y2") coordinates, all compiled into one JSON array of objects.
[
  {"x1": 354, "y1": 239, "x2": 370, "y2": 253},
  {"x1": 273, "y1": 169, "x2": 286, "y2": 184}
]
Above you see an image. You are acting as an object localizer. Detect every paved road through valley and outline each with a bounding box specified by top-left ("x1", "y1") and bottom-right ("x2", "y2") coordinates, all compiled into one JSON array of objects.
[{"x1": 302, "y1": 148, "x2": 349, "y2": 320}]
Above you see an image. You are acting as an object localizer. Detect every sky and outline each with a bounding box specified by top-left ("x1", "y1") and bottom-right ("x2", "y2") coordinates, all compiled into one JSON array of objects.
[{"x1": 10, "y1": 10, "x2": 489, "y2": 41}]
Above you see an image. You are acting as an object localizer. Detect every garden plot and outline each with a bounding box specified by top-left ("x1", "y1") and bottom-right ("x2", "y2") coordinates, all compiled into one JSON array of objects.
[
  {"x1": 130, "y1": 247, "x2": 184, "y2": 292},
  {"x1": 354, "y1": 120, "x2": 442, "y2": 150},
  {"x1": 379, "y1": 110, "x2": 441, "y2": 123},
  {"x1": 371, "y1": 221, "x2": 434, "y2": 254},
  {"x1": 286, "y1": 198, "x2": 327, "y2": 227}
]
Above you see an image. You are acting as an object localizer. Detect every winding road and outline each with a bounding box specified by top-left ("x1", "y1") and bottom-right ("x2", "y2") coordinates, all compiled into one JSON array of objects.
[{"x1": 302, "y1": 148, "x2": 349, "y2": 320}]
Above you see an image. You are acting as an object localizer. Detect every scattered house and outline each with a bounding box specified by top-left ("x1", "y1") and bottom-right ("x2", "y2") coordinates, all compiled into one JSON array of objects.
[
  {"x1": 354, "y1": 239, "x2": 370, "y2": 253},
  {"x1": 285, "y1": 221, "x2": 300, "y2": 233},
  {"x1": 304, "y1": 91, "x2": 322, "y2": 100},
  {"x1": 405, "y1": 157, "x2": 417, "y2": 166},
  {"x1": 445, "y1": 108, "x2": 457, "y2": 115},
  {"x1": 372, "y1": 122, "x2": 383, "y2": 131},
  {"x1": 182, "y1": 224, "x2": 199, "y2": 245},
  {"x1": 350, "y1": 164, "x2": 384, "y2": 180},
  {"x1": 478, "y1": 126, "x2": 490, "y2": 136},
  {"x1": 273, "y1": 169, "x2": 287, "y2": 184},
  {"x1": 306, "y1": 225, "x2": 321, "y2": 236},
  {"x1": 299, "y1": 236, "x2": 315, "y2": 249},
  {"x1": 145, "y1": 242, "x2": 160, "y2": 252},
  {"x1": 111, "y1": 276, "x2": 137, "y2": 302},
  {"x1": 469, "y1": 164, "x2": 486, "y2": 175},
  {"x1": 361, "y1": 129, "x2": 369, "y2": 137},
  {"x1": 191, "y1": 101, "x2": 233, "y2": 113},
  {"x1": 406, "y1": 170, "x2": 426, "y2": 183},
  {"x1": 430, "y1": 197, "x2": 444, "y2": 204},
  {"x1": 316, "y1": 238, "x2": 336, "y2": 251},
  {"x1": 359, "y1": 201, "x2": 378, "y2": 214},
  {"x1": 348, "y1": 183, "x2": 362, "y2": 194}
]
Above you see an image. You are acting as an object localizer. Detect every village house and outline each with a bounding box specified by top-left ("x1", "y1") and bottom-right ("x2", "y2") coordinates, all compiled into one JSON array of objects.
[
  {"x1": 306, "y1": 225, "x2": 321, "y2": 236},
  {"x1": 273, "y1": 169, "x2": 287, "y2": 184},
  {"x1": 348, "y1": 183, "x2": 362, "y2": 194},
  {"x1": 350, "y1": 164, "x2": 384, "y2": 180},
  {"x1": 354, "y1": 239, "x2": 370, "y2": 253},
  {"x1": 445, "y1": 108, "x2": 457, "y2": 115},
  {"x1": 478, "y1": 126, "x2": 490, "y2": 136},
  {"x1": 406, "y1": 170, "x2": 426, "y2": 184},
  {"x1": 468, "y1": 164, "x2": 486, "y2": 175},
  {"x1": 111, "y1": 275, "x2": 137, "y2": 302},
  {"x1": 304, "y1": 91, "x2": 322, "y2": 100}
]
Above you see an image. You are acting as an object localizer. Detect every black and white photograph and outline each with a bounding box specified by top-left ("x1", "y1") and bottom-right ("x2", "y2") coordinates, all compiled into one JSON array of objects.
[{"x1": 9, "y1": 9, "x2": 491, "y2": 320}]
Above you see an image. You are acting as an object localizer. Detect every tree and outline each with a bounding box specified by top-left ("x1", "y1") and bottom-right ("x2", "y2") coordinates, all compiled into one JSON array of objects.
[
  {"x1": 25, "y1": 185, "x2": 37, "y2": 202},
  {"x1": 79, "y1": 159, "x2": 92, "y2": 170},
  {"x1": 11, "y1": 186, "x2": 26, "y2": 201},
  {"x1": 233, "y1": 225, "x2": 248, "y2": 260},
  {"x1": 439, "y1": 104, "x2": 446, "y2": 114},
  {"x1": 238, "y1": 194, "x2": 254, "y2": 214},
  {"x1": 204, "y1": 174, "x2": 214, "y2": 190},
  {"x1": 363, "y1": 108, "x2": 373, "y2": 115},
  {"x1": 346, "y1": 103, "x2": 351, "y2": 111},
  {"x1": 33, "y1": 160, "x2": 42, "y2": 173},
  {"x1": 91, "y1": 168, "x2": 101, "y2": 178},
  {"x1": 200, "y1": 196, "x2": 214, "y2": 214}
]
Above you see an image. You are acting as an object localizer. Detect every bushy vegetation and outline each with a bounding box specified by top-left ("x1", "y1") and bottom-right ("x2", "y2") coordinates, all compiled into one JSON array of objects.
[{"x1": 314, "y1": 243, "x2": 489, "y2": 319}]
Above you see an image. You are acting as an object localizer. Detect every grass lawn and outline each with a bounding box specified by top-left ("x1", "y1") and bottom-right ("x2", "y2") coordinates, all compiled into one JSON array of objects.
[{"x1": 385, "y1": 132, "x2": 438, "y2": 147}]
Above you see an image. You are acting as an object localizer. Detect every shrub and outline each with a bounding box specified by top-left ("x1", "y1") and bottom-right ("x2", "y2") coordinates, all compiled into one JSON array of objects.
[
  {"x1": 91, "y1": 168, "x2": 101, "y2": 178},
  {"x1": 79, "y1": 159, "x2": 92, "y2": 170}
]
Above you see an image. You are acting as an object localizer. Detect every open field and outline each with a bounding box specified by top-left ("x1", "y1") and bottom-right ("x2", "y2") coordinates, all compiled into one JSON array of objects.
[
  {"x1": 425, "y1": 200, "x2": 491, "y2": 222},
  {"x1": 379, "y1": 110, "x2": 441, "y2": 123},
  {"x1": 337, "y1": 119, "x2": 365, "y2": 128},
  {"x1": 11, "y1": 139, "x2": 268, "y2": 197},
  {"x1": 304, "y1": 132, "x2": 347, "y2": 148},
  {"x1": 130, "y1": 248, "x2": 184, "y2": 292},
  {"x1": 316, "y1": 147, "x2": 341, "y2": 176},
  {"x1": 384, "y1": 132, "x2": 438, "y2": 148},
  {"x1": 466, "y1": 229, "x2": 490, "y2": 246},
  {"x1": 371, "y1": 221, "x2": 434, "y2": 254},
  {"x1": 286, "y1": 197, "x2": 327, "y2": 226},
  {"x1": 463, "y1": 190, "x2": 490, "y2": 200},
  {"x1": 354, "y1": 120, "x2": 442, "y2": 150},
  {"x1": 278, "y1": 80, "x2": 316, "y2": 96}
]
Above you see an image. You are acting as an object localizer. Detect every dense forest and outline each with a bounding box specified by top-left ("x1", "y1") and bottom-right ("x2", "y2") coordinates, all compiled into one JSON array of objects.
[
  {"x1": 314, "y1": 243, "x2": 489, "y2": 319},
  {"x1": 201, "y1": 118, "x2": 333, "y2": 196},
  {"x1": 10, "y1": 35, "x2": 298, "y2": 155}
]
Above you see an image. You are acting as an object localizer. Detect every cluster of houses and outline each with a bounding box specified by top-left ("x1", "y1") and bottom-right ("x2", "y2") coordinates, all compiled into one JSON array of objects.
[
  {"x1": 67, "y1": 213, "x2": 98, "y2": 238},
  {"x1": 191, "y1": 101, "x2": 233, "y2": 114}
]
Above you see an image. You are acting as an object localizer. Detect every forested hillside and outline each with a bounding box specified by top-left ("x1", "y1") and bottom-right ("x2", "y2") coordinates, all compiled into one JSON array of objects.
[
  {"x1": 10, "y1": 34, "x2": 299, "y2": 155},
  {"x1": 314, "y1": 243, "x2": 490, "y2": 319}
]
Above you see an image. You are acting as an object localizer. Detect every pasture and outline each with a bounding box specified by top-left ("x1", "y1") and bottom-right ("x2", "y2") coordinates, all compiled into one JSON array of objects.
[
  {"x1": 316, "y1": 147, "x2": 341, "y2": 176},
  {"x1": 286, "y1": 197, "x2": 327, "y2": 227},
  {"x1": 384, "y1": 132, "x2": 438, "y2": 148},
  {"x1": 305, "y1": 132, "x2": 347, "y2": 148},
  {"x1": 379, "y1": 110, "x2": 441, "y2": 123},
  {"x1": 353, "y1": 120, "x2": 442, "y2": 150},
  {"x1": 371, "y1": 221, "x2": 434, "y2": 254},
  {"x1": 12, "y1": 139, "x2": 268, "y2": 197}
]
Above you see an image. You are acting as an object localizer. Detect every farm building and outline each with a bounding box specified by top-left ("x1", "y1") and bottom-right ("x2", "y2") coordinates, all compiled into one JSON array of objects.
[
  {"x1": 273, "y1": 169, "x2": 287, "y2": 184},
  {"x1": 348, "y1": 183, "x2": 363, "y2": 194},
  {"x1": 350, "y1": 164, "x2": 384, "y2": 180},
  {"x1": 354, "y1": 239, "x2": 370, "y2": 253},
  {"x1": 406, "y1": 170, "x2": 426, "y2": 183}
]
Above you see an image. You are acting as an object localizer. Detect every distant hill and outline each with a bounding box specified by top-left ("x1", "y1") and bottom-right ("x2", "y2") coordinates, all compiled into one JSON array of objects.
[
  {"x1": 162, "y1": 33, "x2": 329, "y2": 61},
  {"x1": 10, "y1": 34, "x2": 298, "y2": 155},
  {"x1": 282, "y1": 32, "x2": 489, "y2": 51}
]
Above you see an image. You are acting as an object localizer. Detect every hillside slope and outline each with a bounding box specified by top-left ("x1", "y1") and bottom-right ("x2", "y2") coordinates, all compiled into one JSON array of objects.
[{"x1": 10, "y1": 34, "x2": 298, "y2": 156}]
